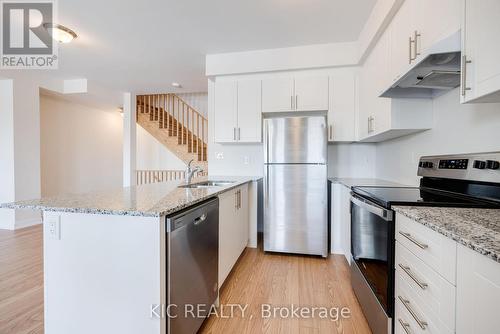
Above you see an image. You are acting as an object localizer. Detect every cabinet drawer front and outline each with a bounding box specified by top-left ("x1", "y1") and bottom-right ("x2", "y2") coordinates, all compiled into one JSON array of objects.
[
  {"x1": 396, "y1": 213, "x2": 457, "y2": 284},
  {"x1": 395, "y1": 289, "x2": 454, "y2": 334},
  {"x1": 396, "y1": 241, "x2": 456, "y2": 330}
]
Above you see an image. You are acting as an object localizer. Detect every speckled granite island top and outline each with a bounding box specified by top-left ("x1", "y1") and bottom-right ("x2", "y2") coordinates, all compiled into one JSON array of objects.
[
  {"x1": 393, "y1": 206, "x2": 500, "y2": 263},
  {"x1": 0, "y1": 176, "x2": 260, "y2": 218}
]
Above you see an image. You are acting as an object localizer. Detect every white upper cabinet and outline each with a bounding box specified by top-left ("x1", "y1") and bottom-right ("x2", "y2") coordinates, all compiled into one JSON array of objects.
[
  {"x1": 262, "y1": 77, "x2": 294, "y2": 112},
  {"x1": 214, "y1": 81, "x2": 238, "y2": 143},
  {"x1": 389, "y1": 0, "x2": 460, "y2": 83},
  {"x1": 237, "y1": 80, "x2": 262, "y2": 142},
  {"x1": 461, "y1": 0, "x2": 500, "y2": 103},
  {"x1": 328, "y1": 73, "x2": 357, "y2": 142},
  {"x1": 359, "y1": 26, "x2": 433, "y2": 142},
  {"x1": 262, "y1": 76, "x2": 329, "y2": 113},
  {"x1": 415, "y1": 0, "x2": 460, "y2": 54},
  {"x1": 389, "y1": 0, "x2": 415, "y2": 83},
  {"x1": 214, "y1": 79, "x2": 262, "y2": 143},
  {"x1": 294, "y1": 76, "x2": 329, "y2": 111}
]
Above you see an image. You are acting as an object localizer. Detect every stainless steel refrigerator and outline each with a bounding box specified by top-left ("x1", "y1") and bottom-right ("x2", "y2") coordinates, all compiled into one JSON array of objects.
[{"x1": 263, "y1": 115, "x2": 328, "y2": 257}]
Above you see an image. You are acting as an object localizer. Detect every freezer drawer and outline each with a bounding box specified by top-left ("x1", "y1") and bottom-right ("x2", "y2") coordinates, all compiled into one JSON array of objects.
[
  {"x1": 264, "y1": 116, "x2": 327, "y2": 164},
  {"x1": 264, "y1": 164, "x2": 328, "y2": 257}
]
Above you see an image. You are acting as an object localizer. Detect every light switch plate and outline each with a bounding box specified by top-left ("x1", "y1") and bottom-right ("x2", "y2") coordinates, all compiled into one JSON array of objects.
[
  {"x1": 216, "y1": 152, "x2": 224, "y2": 160},
  {"x1": 243, "y1": 156, "x2": 250, "y2": 165},
  {"x1": 46, "y1": 216, "x2": 60, "y2": 240}
]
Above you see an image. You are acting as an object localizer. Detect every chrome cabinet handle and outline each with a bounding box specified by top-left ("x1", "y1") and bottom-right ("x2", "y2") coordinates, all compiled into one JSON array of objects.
[
  {"x1": 367, "y1": 116, "x2": 374, "y2": 133},
  {"x1": 398, "y1": 296, "x2": 428, "y2": 330},
  {"x1": 413, "y1": 31, "x2": 421, "y2": 60},
  {"x1": 408, "y1": 36, "x2": 413, "y2": 64},
  {"x1": 398, "y1": 263, "x2": 428, "y2": 290},
  {"x1": 329, "y1": 124, "x2": 333, "y2": 141},
  {"x1": 238, "y1": 127, "x2": 241, "y2": 141},
  {"x1": 398, "y1": 318, "x2": 412, "y2": 334},
  {"x1": 461, "y1": 55, "x2": 472, "y2": 97},
  {"x1": 291, "y1": 95, "x2": 294, "y2": 110},
  {"x1": 235, "y1": 191, "x2": 238, "y2": 209},
  {"x1": 399, "y1": 231, "x2": 429, "y2": 249},
  {"x1": 295, "y1": 95, "x2": 298, "y2": 110},
  {"x1": 233, "y1": 128, "x2": 236, "y2": 141},
  {"x1": 194, "y1": 214, "x2": 207, "y2": 226}
]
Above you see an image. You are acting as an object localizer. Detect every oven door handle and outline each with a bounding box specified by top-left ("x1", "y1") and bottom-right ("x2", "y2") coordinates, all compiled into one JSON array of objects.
[{"x1": 351, "y1": 195, "x2": 393, "y2": 221}]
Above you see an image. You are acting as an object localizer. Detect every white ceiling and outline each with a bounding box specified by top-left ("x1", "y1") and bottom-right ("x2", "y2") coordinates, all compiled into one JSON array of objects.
[{"x1": 5, "y1": 0, "x2": 377, "y2": 95}]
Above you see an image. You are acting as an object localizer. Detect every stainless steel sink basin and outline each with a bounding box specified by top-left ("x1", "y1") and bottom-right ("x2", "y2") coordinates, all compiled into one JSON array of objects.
[{"x1": 178, "y1": 181, "x2": 236, "y2": 189}]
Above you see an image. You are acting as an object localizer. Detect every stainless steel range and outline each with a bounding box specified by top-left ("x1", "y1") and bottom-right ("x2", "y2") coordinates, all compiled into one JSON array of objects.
[{"x1": 350, "y1": 152, "x2": 500, "y2": 334}]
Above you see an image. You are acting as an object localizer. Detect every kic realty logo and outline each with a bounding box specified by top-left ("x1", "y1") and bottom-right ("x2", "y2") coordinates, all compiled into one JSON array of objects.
[{"x1": 1, "y1": 0, "x2": 58, "y2": 69}]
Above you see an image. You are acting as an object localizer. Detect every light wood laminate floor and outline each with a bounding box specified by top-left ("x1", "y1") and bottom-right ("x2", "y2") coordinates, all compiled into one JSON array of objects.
[
  {"x1": 0, "y1": 225, "x2": 44, "y2": 334},
  {"x1": 0, "y1": 225, "x2": 370, "y2": 334}
]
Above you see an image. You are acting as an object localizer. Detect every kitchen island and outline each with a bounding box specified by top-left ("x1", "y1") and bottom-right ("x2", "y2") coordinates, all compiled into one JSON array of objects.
[{"x1": 0, "y1": 176, "x2": 259, "y2": 334}]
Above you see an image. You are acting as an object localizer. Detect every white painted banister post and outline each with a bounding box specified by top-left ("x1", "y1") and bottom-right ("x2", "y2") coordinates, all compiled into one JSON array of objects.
[{"x1": 123, "y1": 92, "x2": 137, "y2": 187}]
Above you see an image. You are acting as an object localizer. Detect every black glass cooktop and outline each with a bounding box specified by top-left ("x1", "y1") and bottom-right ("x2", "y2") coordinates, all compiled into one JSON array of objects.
[{"x1": 352, "y1": 186, "x2": 500, "y2": 209}]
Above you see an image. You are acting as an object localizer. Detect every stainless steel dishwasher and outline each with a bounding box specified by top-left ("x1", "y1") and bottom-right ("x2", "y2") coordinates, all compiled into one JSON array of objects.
[{"x1": 166, "y1": 197, "x2": 219, "y2": 334}]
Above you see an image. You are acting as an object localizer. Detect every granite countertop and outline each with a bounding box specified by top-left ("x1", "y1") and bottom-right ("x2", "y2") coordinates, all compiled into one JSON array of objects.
[
  {"x1": 329, "y1": 177, "x2": 407, "y2": 189},
  {"x1": 393, "y1": 206, "x2": 500, "y2": 263},
  {"x1": 0, "y1": 176, "x2": 260, "y2": 218}
]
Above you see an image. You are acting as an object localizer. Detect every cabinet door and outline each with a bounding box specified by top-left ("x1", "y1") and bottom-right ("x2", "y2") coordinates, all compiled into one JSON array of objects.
[
  {"x1": 340, "y1": 185, "x2": 352, "y2": 264},
  {"x1": 389, "y1": 0, "x2": 415, "y2": 83},
  {"x1": 462, "y1": 0, "x2": 500, "y2": 103},
  {"x1": 237, "y1": 80, "x2": 262, "y2": 142},
  {"x1": 294, "y1": 76, "x2": 329, "y2": 111},
  {"x1": 359, "y1": 30, "x2": 391, "y2": 139},
  {"x1": 415, "y1": 0, "x2": 460, "y2": 55},
  {"x1": 456, "y1": 244, "x2": 500, "y2": 333},
  {"x1": 218, "y1": 190, "x2": 238, "y2": 286},
  {"x1": 237, "y1": 184, "x2": 249, "y2": 253},
  {"x1": 328, "y1": 73, "x2": 356, "y2": 142},
  {"x1": 214, "y1": 81, "x2": 237, "y2": 143},
  {"x1": 262, "y1": 77, "x2": 294, "y2": 113}
]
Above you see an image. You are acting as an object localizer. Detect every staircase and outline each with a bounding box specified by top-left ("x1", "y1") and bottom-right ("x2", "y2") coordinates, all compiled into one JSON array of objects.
[{"x1": 136, "y1": 94, "x2": 208, "y2": 171}]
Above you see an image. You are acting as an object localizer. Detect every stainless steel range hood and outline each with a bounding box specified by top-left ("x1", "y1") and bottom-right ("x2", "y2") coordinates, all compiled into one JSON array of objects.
[{"x1": 380, "y1": 30, "x2": 461, "y2": 98}]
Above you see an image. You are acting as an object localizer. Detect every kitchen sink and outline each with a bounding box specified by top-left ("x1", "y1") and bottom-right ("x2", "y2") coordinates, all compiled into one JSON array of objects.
[{"x1": 178, "y1": 181, "x2": 236, "y2": 188}]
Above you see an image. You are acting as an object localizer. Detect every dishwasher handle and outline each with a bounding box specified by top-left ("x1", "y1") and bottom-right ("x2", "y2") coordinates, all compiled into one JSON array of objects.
[{"x1": 193, "y1": 214, "x2": 207, "y2": 225}]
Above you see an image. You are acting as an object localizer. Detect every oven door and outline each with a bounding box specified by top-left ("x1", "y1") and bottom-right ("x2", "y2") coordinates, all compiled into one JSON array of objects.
[{"x1": 350, "y1": 194, "x2": 394, "y2": 334}]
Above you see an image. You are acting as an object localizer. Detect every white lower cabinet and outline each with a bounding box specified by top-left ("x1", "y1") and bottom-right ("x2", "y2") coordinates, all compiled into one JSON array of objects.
[
  {"x1": 330, "y1": 183, "x2": 352, "y2": 263},
  {"x1": 218, "y1": 184, "x2": 249, "y2": 286},
  {"x1": 396, "y1": 213, "x2": 500, "y2": 334},
  {"x1": 456, "y1": 244, "x2": 500, "y2": 334},
  {"x1": 395, "y1": 213, "x2": 456, "y2": 334}
]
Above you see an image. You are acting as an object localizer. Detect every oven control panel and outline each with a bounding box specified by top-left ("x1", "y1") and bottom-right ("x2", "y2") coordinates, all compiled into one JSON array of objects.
[
  {"x1": 438, "y1": 159, "x2": 469, "y2": 170},
  {"x1": 417, "y1": 152, "x2": 500, "y2": 183}
]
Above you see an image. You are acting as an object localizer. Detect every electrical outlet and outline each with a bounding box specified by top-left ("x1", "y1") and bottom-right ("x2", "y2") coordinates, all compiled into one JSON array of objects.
[
  {"x1": 216, "y1": 152, "x2": 224, "y2": 160},
  {"x1": 46, "y1": 217, "x2": 60, "y2": 240},
  {"x1": 243, "y1": 156, "x2": 250, "y2": 165}
]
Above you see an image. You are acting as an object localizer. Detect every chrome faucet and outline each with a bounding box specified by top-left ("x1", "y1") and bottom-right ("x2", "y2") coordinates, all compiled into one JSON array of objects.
[{"x1": 185, "y1": 159, "x2": 203, "y2": 184}]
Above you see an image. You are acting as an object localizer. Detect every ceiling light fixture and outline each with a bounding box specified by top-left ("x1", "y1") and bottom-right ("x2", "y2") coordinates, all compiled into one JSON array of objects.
[
  {"x1": 43, "y1": 23, "x2": 78, "y2": 43},
  {"x1": 171, "y1": 82, "x2": 182, "y2": 88}
]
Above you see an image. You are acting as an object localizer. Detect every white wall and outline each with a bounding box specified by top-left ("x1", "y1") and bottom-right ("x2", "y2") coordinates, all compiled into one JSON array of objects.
[
  {"x1": 41, "y1": 95, "x2": 123, "y2": 196},
  {"x1": 177, "y1": 92, "x2": 208, "y2": 118},
  {"x1": 328, "y1": 143, "x2": 376, "y2": 178},
  {"x1": 0, "y1": 78, "x2": 42, "y2": 229},
  {"x1": 136, "y1": 126, "x2": 186, "y2": 170},
  {"x1": 376, "y1": 89, "x2": 500, "y2": 185}
]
